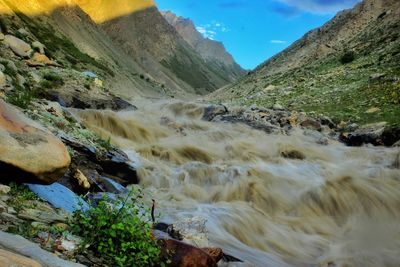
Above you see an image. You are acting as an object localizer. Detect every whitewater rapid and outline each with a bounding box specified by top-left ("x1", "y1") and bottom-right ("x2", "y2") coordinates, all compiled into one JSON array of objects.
[{"x1": 76, "y1": 100, "x2": 400, "y2": 267}]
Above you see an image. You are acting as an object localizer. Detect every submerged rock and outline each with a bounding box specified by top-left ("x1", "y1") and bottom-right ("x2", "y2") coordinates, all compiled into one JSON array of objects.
[
  {"x1": 0, "y1": 100, "x2": 70, "y2": 184},
  {"x1": 202, "y1": 104, "x2": 228, "y2": 121}
]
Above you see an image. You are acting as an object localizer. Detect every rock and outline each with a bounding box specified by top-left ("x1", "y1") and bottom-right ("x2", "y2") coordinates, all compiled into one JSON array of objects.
[
  {"x1": 94, "y1": 78, "x2": 103, "y2": 88},
  {"x1": 26, "y1": 53, "x2": 57, "y2": 67},
  {"x1": 0, "y1": 33, "x2": 4, "y2": 41},
  {"x1": 17, "y1": 208, "x2": 67, "y2": 224},
  {"x1": 202, "y1": 104, "x2": 228, "y2": 121},
  {"x1": 43, "y1": 91, "x2": 137, "y2": 111},
  {"x1": 340, "y1": 122, "x2": 390, "y2": 146},
  {"x1": 0, "y1": 184, "x2": 10, "y2": 194},
  {"x1": 0, "y1": 71, "x2": 6, "y2": 88},
  {"x1": 31, "y1": 41, "x2": 45, "y2": 54},
  {"x1": 73, "y1": 169, "x2": 90, "y2": 190},
  {"x1": 29, "y1": 72, "x2": 41, "y2": 84},
  {"x1": 3, "y1": 35, "x2": 32, "y2": 58},
  {"x1": 0, "y1": 212, "x2": 24, "y2": 224},
  {"x1": 54, "y1": 234, "x2": 81, "y2": 252},
  {"x1": 97, "y1": 149, "x2": 138, "y2": 184},
  {"x1": 369, "y1": 73, "x2": 386, "y2": 81},
  {"x1": 319, "y1": 116, "x2": 335, "y2": 128},
  {"x1": 300, "y1": 119, "x2": 322, "y2": 131},
  {"x1": 26, "y1": 183, "x2": 89, "y2": 213},
  {"x1": 17, "y1": 28, "x2": 30, "y2": 37},
  {"x1": 366, "y1": 107, "x2": 380, "y2": 114},
  {"x1": 173, "y1": 217, "x2": 209, "y2": 248},
  {"x1": 15, "y1": 74, "x2": 26, "y2": 87},
  {"x1": 201, "y1": 247, "x2": 223, "y2": 263},
  {"x1": 0, "y1": 248, "x2": 42, "y2": 267},
  {"x1": 281, "y1": 150, "x2": 305, "y2": 160},
  {"x1": 0, "y1": 99, "x2": 71, "y2": 184},
  {"x1": 2, "y1": 60, "x2": 17, "y2": 75},
  {"x1": 157, "y1": 236, "x2": 217, "y2": 267},
  {"x1": 393, "y1": 152, "x2": 400, "y2": 169},
  {"x1": 272, "y1": 103, "x2": 284, "y2": 111},
  {"x1": 381, "y1": 126, "x2": 400, "y2": 146},
  {"x1": 99, "y1": 176, "x2": 128, "y2": 194},
  {"x1": 0, "y1": 231, "x2": 85, "y2": 267}
]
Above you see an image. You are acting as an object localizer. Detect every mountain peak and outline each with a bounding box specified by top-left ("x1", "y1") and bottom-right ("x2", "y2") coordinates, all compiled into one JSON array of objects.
[{"x1": 162, "y1": 10, "x2": 246, "y2": 81}]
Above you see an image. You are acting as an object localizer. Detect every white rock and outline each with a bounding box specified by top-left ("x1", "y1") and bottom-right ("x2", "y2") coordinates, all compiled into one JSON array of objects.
[
  {"x1": 0, "y1": 184, "x2": 10, "y2": 194},
  {"x1": 31, "y1": 41, "x2": 45, "y2": 54}
]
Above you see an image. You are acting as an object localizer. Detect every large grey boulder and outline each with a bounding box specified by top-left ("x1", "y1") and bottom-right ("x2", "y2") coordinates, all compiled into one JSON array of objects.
[{"x1": 3, "y1": 35, "x2": 32, "y2": 58}]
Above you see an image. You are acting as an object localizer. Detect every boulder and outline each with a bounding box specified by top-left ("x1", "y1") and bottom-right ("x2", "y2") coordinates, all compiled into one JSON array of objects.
[
  {"x1": 0, "y1": 248, "x2": 42, "y2": 267},
  {"x1": 201, "y1": 248, "x2": 223, "y2": 263},
  {"x1": 3, "y1": 35, "x2": 32, "y2": 58},
  {"x1": 0, "y1": 231, "x2": 85, "y2": 267},
  {"x1": 0, "y1": 33, "x2": 4, "y2": 41},
  {"x1": 0, "y1": 184, "x2": 10, "y2": 194},
  {"x1": 26, "y1": 53, "x2": 57, "y2": 67},
  {"x1": 341, "y1": 123, "x2": 400, "y2": 146},
  {"x1": 17, "y1": 28, "x2": 30, "y2": 37},
  {"x1": 31, "y1": 41, "x2": 45, "y2": 54},
  {"x1": 156, "y1": 234, "x2": 218, "y2": 267},
  {"x1": 300, "y1": 119, "x2": 322, "y2": 131},
  {"x1": 202, "y1": 104, "x2": 228, "y2": 121},
  {"x1": 0, "y1": 99, "x2": 71, "y2": 184},
  {"x1": 272, "y1": 103, "x2": 284, "y2": 111},
  {"x1": 26, "y1": 183, "x2": 89, "y2": 213}
]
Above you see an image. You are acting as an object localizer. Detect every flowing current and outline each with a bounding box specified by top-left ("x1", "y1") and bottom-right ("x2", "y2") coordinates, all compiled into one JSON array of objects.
[{"x1": 77, "y1": 100, "x2": 400, "y2": 267}]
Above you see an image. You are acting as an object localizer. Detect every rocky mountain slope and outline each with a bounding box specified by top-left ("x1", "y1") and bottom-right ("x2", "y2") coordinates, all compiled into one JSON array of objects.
[
  {"x1": 212, "y1": 0, "x2": 400, "y2": 125},
  {"x1": 0, "y1": 0, "x2": 241, "y2": 97},
  {"x1": 162, "y1": 11, "x2": 246, "y2": 83}
]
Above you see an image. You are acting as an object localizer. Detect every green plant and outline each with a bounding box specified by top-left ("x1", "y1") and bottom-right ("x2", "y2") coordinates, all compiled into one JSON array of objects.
[
  {"x1": 96, "y1": 136, "x2": 113, "y2": 151},
  {"x1": 340, "y1": 50, "x2": 355, "y2": 64},
  {"x1": 7, "y1": 182, "x2": 39, "y2": 212},
  {"x1": 6, "y1": 85, "x2": 36, "y2": 109},
  {"x1": 0, "y1": 17, "x2": 8, "y2": 33},
  {"x1": 0, "y1": 60, "x2": 17, "y2": 77},
  {"x1": 71, "y1": 190, "x2": 163, "y2": 267}
]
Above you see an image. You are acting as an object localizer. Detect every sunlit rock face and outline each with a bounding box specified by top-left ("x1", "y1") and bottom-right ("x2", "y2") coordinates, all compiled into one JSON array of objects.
[{"x1": 0, "y1": 0, "x2": 155, "y2": 23}]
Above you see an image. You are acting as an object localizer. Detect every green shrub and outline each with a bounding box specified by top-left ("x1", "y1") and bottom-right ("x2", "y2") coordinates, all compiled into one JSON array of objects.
[
  {"x1": 340, "y1": 50, "x2": 355, "y2": 64},
  {"x1": 6, "y1": 85, "x2": 36, "y2": 109},
  {"x1": 71, "y1": 190, "x2": 163, "y2": 267},
  {"x1": 7, "y1": 182, "x2": 39, "y2": 212},
  {"x1": 0, "y1": 17, "x2": 8, "y2": 33},
  {"x1": 96, "y1": 136, "x2": 113, "y2": 151},
  {"x1": 40, "y1": 71, "x2": 64, "y2": 88}
]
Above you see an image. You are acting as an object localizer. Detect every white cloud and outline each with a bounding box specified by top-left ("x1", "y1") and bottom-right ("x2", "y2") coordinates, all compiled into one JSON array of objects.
[
  {"x1": 278, "y1": 0, "x2": 360, "y2": 14},
  {"x1": 270, "y1": 40, "x2": 287, "y2": 44},
  {"x1": 196, "y1": 21, "x2": 229, "y2": 40}
]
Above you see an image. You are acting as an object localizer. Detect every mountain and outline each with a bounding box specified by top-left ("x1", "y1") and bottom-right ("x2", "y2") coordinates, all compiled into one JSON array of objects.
[
  {"x1": 212, "y1": 0, "x2": 400, "y2": 125},
  {"x1": 0, "y1": 0, "x2": 242, "y2": 97},
  {"x1": 162, "y1": 11, "x2": 246, "y2": 83}
]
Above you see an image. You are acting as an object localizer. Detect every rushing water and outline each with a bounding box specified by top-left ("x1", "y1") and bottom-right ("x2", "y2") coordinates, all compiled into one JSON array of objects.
[{"x1": 76, "y1": 100, "x2": 400, "y2": 267}]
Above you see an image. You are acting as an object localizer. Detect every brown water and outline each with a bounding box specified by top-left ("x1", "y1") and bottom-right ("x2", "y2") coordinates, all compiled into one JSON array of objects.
[{"x1": 77, "y1": 100, "x2": 400, "y2": 267}]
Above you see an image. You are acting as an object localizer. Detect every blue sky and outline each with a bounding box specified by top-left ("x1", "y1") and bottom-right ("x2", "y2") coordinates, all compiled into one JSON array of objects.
[{"x1": 154, "y1": 0, "x2": 360, "y2": 69}]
